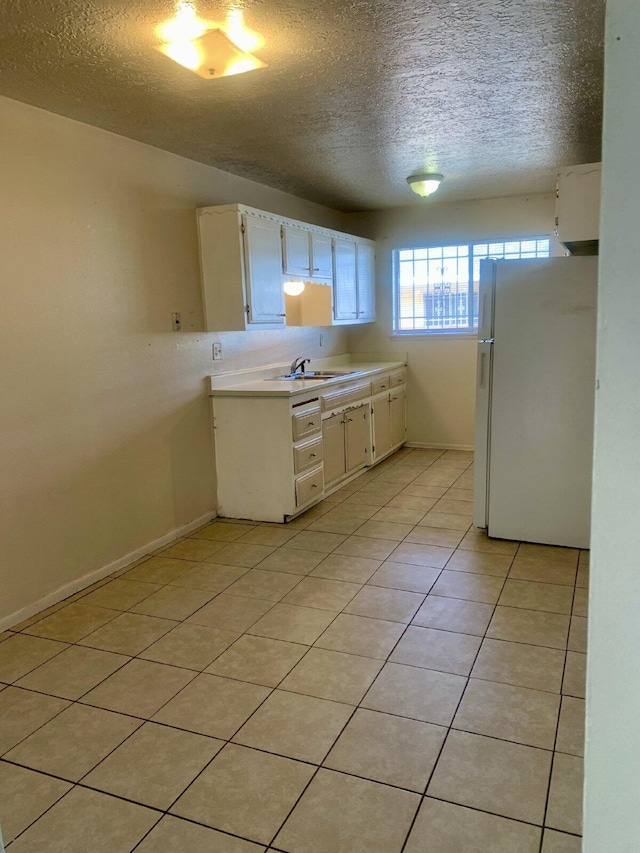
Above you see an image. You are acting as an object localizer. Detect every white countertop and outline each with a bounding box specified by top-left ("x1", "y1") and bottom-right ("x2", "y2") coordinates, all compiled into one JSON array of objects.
[{"x1": 208, "y1": 354, "x2": 407, "y2": 397}]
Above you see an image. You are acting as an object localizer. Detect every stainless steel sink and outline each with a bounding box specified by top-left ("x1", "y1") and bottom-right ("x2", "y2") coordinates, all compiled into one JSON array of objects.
[{"x1": 270, "y1": 370, "x2": 363, "y2": 381}]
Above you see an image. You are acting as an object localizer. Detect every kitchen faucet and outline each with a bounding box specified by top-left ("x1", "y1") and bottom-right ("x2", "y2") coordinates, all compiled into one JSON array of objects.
[{"x1": 290, "y1": 356, "x2": 311, "y2": 375}]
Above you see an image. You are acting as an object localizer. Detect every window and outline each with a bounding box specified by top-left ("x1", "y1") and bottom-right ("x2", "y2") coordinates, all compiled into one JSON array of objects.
[{"x1": 392, "y1": 236, "x2": 550, "y2": 334}]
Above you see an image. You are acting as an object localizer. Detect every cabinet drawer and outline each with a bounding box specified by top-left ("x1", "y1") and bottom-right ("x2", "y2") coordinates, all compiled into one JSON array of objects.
[
  {"x1": 390, "y1": 371, "x2": 406, "y2": 388},
  {"x1": 371, "y1": 375, "x2": 391, "y2": 395},
  {"x1": 320, "y1": 382, "x2": 371, "y2": 412},
  {"x1": 292, "y1": 406, "x2": 322, "y2": 441},
  {"x1": 295, "y1": 466, "x2": 324, "y2": 506},
  {"x1": 294, "y1": 437, "x2": 323, "y2": 474}
]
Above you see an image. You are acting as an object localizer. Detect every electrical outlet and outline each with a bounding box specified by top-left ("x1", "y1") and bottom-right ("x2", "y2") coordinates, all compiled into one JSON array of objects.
[
  {"x1": 172, "y1": 312, "x2": 181, "y2": 331},
  {"x1": 212, "y1": 342, "x2": 222, "y2": 360}
]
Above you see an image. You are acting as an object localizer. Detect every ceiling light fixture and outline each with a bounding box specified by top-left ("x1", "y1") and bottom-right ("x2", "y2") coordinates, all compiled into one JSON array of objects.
[
  {"x1": 406, "y1": 172, "x2": 444, "y2": 198},
  {"x1": 155, "y1": 2, "x2": 267, "y2": 79}
]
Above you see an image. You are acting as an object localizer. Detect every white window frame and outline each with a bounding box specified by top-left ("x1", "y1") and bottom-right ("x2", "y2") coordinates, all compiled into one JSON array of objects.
[{"x1": 392, "y1": 236, "x2": 551, "y2": 336}]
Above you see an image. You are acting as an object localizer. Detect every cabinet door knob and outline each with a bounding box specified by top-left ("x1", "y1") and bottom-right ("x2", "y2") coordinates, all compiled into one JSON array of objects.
[{"x1": 348, "y1": 418, "x2": 354, "y2": 422}]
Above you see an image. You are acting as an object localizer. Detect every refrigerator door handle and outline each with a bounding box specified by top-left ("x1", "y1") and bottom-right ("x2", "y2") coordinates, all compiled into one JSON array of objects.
[{"x1": 479, "y1": 351, "x2": 487, "y2": 388}]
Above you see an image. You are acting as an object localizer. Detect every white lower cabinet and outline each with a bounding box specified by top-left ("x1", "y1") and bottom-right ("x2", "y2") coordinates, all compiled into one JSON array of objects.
[{"x1": 211, "y1": 367, "x2": 406, "y2": 522}]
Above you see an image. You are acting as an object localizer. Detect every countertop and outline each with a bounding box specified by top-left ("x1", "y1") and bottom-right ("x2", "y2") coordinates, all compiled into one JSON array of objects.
[{"x1": 208, "y1": 354, "x2": 407, "y2": 398}]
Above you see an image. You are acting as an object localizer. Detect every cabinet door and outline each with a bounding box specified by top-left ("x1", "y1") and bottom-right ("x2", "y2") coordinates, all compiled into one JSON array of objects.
[
  {"x1": 345, "y1": 405, "x2": 368, "y2": 473},
  {"x1": 311, "y1": 233, "x2": 333, "y2": 279},
  {"x1": 322, "y1": 413, "x2": 347, "y2": 485},
  {"x1": 282, "y1": 225, "x2": 311, "y2": 276},
  {"x1": 333, "y1": 238, "x2": 358, "y2": 320},
  {"x1": 242, "y1": 215, "x2": 286, "y2": 325},
  {"x1": 372, "y1": 395, "x2": 392, "y2": 461},
  {"x1": 390, "y1": 389, "x2": 406, "y2": 448},
  {"x1": 356, "y1": 243, "x2": 375, "y2": 321}
]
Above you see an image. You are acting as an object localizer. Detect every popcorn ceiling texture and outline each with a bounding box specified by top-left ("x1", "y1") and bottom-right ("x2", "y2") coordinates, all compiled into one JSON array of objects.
[{"x1": 0, "y1": 0, "x2": 604, "y2": 210}]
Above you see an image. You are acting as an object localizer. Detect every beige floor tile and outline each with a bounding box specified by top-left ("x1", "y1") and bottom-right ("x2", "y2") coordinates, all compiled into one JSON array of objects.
[
  {"x1": 368, "y1": 561, "x2": 440, "y2": 594},
  {"x1": 258, "y1": 548, "x2": 325, "y2": 575},
  {"x1": 431, "y1": 570, "x2": 504, "y2": 604},
  {"x1": 518, "y1": 543, "x2": 579, "y2": 565},
  {"x1": 472, "y1": 638, "x2": 566, "y2": 693},
  {"x1": 83, "y1": 722, "x2": 223, "y2": 809},
  {"x1": 362, "y1": 662, "x2": 466, "y2": 726},
  {"x1": 344, "y1": 584, "x2": 425, "y2": 623},
  {"x1": 454, "y1": 678, "x2": 560, "y2": 748},
  {"x1": 281, "y1": 576, "x2": 361, "y2": 611},
  {"x1": 404, "y1": 797, "x2": 541, "y2": 853},
  {"x1": 284, "y1": 530, "x2": 347, "y2": 553},
  {"x1": 546, "y1": 753, "x2": 584, "y2": 835},
  {"x1": 23, "y1": 603, "x2": 119, "y2": 643},
  {"x1": 139, "y1": 623, "x2": 238, "y2": 670},
  {"x1": 233, "y1": 689, "x2": 353, "y2": 763},
  {"x1": 7, "y1": 786, "x2": 158, "y2": 853},
  {"x1": 446, "y1": 487, "x2": 474, "y2": 501},
  {"x1": 191, "y1": 521, "x2": 257, "y2": 542},
  {"x1": 576, "y1": 563, "x2": 589, "y2": 588},
  {"x1": 556, "y1": 696, "x2": 585, "y2": 757},
  {"x1": 458, "y1": 529, "x2": 519, "y2": 556},
  {"x1": 0, "y1": 687, "x2": 69, "y2": 754},
  {"x1": 169, "y1": 563, "x2": 249, "y2": 592},
  {"x1": 281, "y1": 647, "x2": 382, "y2": 704},
  {"x1": 355, "y1": 519, "x2": 415, "y2": 541},
  {"x1": 187, "y1": 594, "x2": 274, "y2": 632},
  {"x1": 371, "y1": 506, "x2": 428, "y2": 525},
  {"x1": 248, "y1": 603, "x2": 337, "y2": 644},
  {"x1": 314, "y1": 614, "x2": 405, "y2": 660},
  {"x1": 401, "y1": 484, "x2": 448, "y2": 499},
  {"x1": 487, "y1": 606, "x2": 570, "y2": 649},
  {"x1": 238, "y1": 527, "x2": 299, "y2": 546},
  {"x1": 509, "y1": 555, "x2": 577, "y2": 586},
  {"x1": 307, "y1": 515, "x2": 367, "y2": 535},
  {"x1": 5, "y1": 702, "x2": 140, "y2": 780},
  {"x1": 124, "y1": 556, "x2": 196, "y2": 584},
  {"x1": 568, "y1": 615, "x2": 588, "y2": 652},
  {"x1": 387, "y1": 542, "x2": 454, "y2": 569},
  {"x1": 209, "y1": 542, "x2": 276, "y2": 567},
  {"x1": 79, "y1": 612, "x2": 178, "y2": 655},
  {"x1": 419, "y1": 510, "x2": 471, "y2": 531},
  {"x1": 390, "y1": 626, "x2": 481, "y2": 677},
  {"x1": 498, "y1": 579, "x2": 574, "y2": 614},
  {"x1": 11, "y1": 603, "x2": 68, "y2": 632},
  {"x1": 432, "y1": 498, "x2": 474, "y2": 516},
  {"x1": 327, "y1": 501, "x2": 379, "y2": 520},
  {"x1": 324, "y1": 708, "x2": 446, "y2": 792},
  {"x1": 80, "y1": 579, "x2": 162, "y2": 610},
  {"x1": 172, "y1": 743, "x2": 314, "y2": 845},
  {"x1": 334, "y1": 535, "x2": 399, "y2": 560},
  {"x1": 412, "y1": 596, "x2": 494, "y2": 636},
  {"x1": 16, "y1": 646, "x2": 129, "y2": 700},
  {"x1": 541, "y1": 828, "x2": 583, "y2": 853},
  {"x1": 153, "y1": 673, "x2": 270, "y2": 738},
  {"x1": 0, "y1": 634, "x2": 67, "y2": 684},
  {"x1": 274, "y1": 768, "x2": 419, "y2": 853},
  {"x1": 310, "y1": 553, "x2": 381, "y2": 583},
  {"x1": 562, "y1": 652, "x2": 586, "y2": 698},
  {"x1": 572, "y1": 586, "x2": 588, "y2": 617},
  {"x1": 160, "y1": 538, "x2": 227, "y2": 561},
  {"x1": 387, "y1": 495, "x2": 437, "y2": 514},
  {"x1": 374, "y1": 467, "x2": 424, "y2": 485},
  {"x1": 135, "y1": 815, "x2": 266, "y2": 852},
  {"x1": 404, "y1": 526, "x2": 465, "y2": 548},
  {"x1": 414, "y1": 471, "x2": 460, "y2": 489},
  {"x1": 0, "y1": 762, "x2": 71, "y2": 845},
  {"x1": 82, "y1": 658, "x2": 195, "y2": 718},
  {"x1": 207, "y1": 634, "x2": 307, "y2": 686},
  {"x1": 356, "y1": 482, "x2": 405, "y2": 501},
  {"x1": 428, "y1": 730, "x2": 552, "y2": 824},
  {"x1": 130, "y1": 585, "x2": 214, "y2": 620},
  {"x1": 225, "y1": 568, "x2": 303, "y2": 602},
  {"x1": 446, "y1": 549, "x2": 513, "y2": 577}
]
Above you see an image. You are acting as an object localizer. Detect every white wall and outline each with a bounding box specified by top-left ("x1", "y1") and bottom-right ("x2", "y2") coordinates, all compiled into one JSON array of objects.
[
  {"x1": 345, "y1": 195, "x2": 556, "y2": 448},
  {"x1": 584, "y1": 3, "x2": 640, "y2": 850},
  {"x1": 0, "y1": 94, "x2": 350, "y2": 626}
]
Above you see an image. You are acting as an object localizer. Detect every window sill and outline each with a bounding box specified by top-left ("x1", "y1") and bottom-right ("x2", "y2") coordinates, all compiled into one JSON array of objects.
[{"x1": 389, "y1": 332, "x2": 478, "y2": 340}]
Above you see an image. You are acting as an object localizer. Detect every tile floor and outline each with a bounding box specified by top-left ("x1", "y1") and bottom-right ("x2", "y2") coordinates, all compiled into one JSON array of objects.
[{"x1": 0, "y1": 447, "x2": 586, "y2": 852}]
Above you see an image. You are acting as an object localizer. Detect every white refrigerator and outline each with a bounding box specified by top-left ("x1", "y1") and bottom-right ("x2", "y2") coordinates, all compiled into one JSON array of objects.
[{"x1": 474, "y1": 257, "x2": 597, "y2": 549}]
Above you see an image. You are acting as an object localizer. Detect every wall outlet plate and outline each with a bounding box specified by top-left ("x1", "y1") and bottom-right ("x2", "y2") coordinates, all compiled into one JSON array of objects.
[{"x1": 212, "y1": 342, "x2": 223, "y2": 360}]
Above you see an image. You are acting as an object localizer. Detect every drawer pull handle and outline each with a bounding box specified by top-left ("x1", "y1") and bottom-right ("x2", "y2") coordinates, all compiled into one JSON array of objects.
[
  {"x1": 308, "y1": 421, "x2": 316, "y2": 426},
  {"x1": 348, "y1": 418, "x2": 354, "y2": 422},
  {"x1": 310, "y1": 452, "x2": 317, "y2": 458},
  {"x1": 311, "y1": 483, "x2": 319, "y2": 489}
]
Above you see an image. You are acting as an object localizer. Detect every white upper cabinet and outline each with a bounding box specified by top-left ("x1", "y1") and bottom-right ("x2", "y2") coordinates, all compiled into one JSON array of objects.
[
  {"x1": 243, "y1": 216, "x2": 286, "y2": 325},
  {"x1": 282, "y1": 225, "x2": 312, "y2": 277},
  {"x1": 555, "y1": 163, "x2": 601, "y2": 253},
  {"x1": 356, "y1": 243, "x2": 376, "y2": 322},
  {"x1": 333, "y1": 238, "x2": 358, "y2": 320},
  {"x1": 310, "y1": 233, "x2": 333, "y2": 279}
]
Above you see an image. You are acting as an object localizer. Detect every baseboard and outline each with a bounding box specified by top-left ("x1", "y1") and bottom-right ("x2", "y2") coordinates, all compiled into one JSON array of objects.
[
  {"x1": 0, "y1": 509, "x2": 218, "y2": 632},
  {"x1": 405, "y1": 442, "x2": 475, "y2": 452}
]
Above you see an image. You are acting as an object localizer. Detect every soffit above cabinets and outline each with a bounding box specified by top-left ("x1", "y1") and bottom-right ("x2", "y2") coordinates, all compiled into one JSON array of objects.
[{"x1": 0, "y1": 0, "x2": 604, "y2": 211}]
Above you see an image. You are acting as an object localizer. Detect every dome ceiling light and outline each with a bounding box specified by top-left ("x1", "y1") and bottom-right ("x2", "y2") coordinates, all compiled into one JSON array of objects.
[{"x1": 406, "y1": 173, "x2": 444, "y2": 198}]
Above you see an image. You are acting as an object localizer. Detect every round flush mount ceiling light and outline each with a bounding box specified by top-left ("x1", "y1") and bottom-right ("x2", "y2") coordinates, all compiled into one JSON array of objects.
[
  {"x1": 407, "y1": 173, "x2": 444, "y2": 198},
  {"x1": 283, "y1": 280, "x2": 306, "y2": 296}
]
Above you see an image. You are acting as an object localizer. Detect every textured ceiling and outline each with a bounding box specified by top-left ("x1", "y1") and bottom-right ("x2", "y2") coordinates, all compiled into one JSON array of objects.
[{"x1": 0, "y1": 0, "x2": 605, "y2": 211}]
